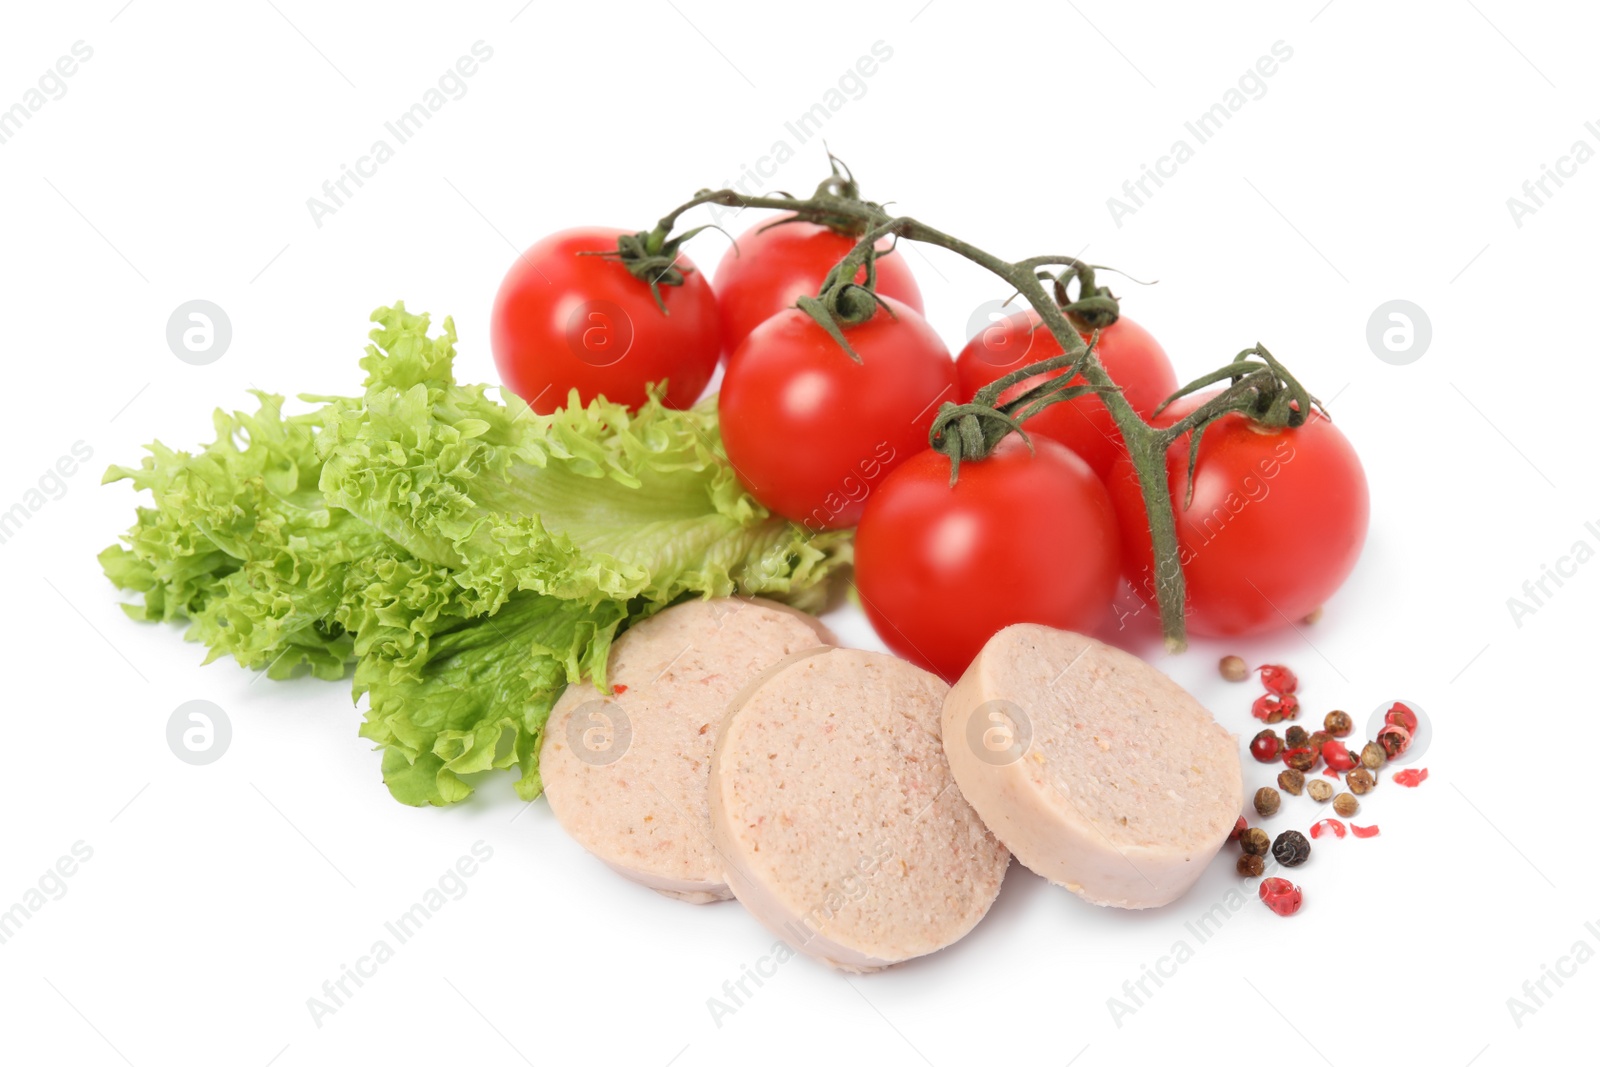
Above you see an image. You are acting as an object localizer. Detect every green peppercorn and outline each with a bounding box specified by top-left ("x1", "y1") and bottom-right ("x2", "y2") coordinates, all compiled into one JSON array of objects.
[
  {"x1": 1237, "y1": 853, "x2": 1265, "y2": 877},
  {"x1": 1324, "y1": 710, "x2": 1353, "y2": 737},
  {"x1": 1272, "y1": 830, "x2": 1311, "y2": 867},
  {"x1": 1333, "y1": 792, "x2": 1359, "y2": 817},
  {"x1": 1307, "y1": 779, "x2": 1334, "y2": 802},
  {"x1": 1278, "y1": 768, "x2": 1305, "y2": 796},
  {"x1": 1254, "y1": 786, "x2": 1281, "y2": 817},
  {"x1": 1285, "y1": 725, "x2": 1310, "y2": 749},
  {"x1": 1346, "y1": 767, "x2": 1376, "y2": 795},
  {"x1": 1241, "y1": 827, "x2": 1272, "y2": 856},
  {"x1": 1361, "y1": 741, "x2": 1387, "y2": 770}
]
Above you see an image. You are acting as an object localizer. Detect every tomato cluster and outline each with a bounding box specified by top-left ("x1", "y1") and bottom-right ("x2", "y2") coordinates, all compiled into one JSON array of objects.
[{"x1": 491, "y1": 202, "x2": 1368, "y2": 681}]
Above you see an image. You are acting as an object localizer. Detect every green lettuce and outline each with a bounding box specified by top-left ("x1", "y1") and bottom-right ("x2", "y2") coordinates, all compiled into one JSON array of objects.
[{"x1": 102, "y1": 303, "x2": 849, "y2": 806}]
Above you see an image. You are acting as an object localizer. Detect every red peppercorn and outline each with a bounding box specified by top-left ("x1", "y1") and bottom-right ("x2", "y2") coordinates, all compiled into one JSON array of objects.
[
  {"x1": 1282, "y1": 745, "x2": 1319, "y2": 773},
  {"x1": 1321, "y1": 740, "x2": 1356, "y2": 772},
  {"x1": 1310, "y1": 818, "x2": 1346, "y2": 840},
  {"x1": 1258, "y1": 664, "x2": 1298, "y2": 695},
  {"x1": 1229, "y1": 816, "x2": 1247, "y2": 842},
  {"x1": 1252, "y1": 693, "x2": 1300, "y2": 723},
  {"x1": 1250, "y1": 730, "x2": 1283, "y2": 763},
  {"x1": 1259, "y1": 877, "x2": 1303, "y2": 917},
  {"x1": 1384, "y1": 701, "x2": 1419, "y2": 734},
  {"x1": 1377, "y1": 723, "x2": 1412, "y2": 759}
]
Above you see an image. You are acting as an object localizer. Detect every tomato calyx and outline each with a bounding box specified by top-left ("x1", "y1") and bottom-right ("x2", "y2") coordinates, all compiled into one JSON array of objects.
[
  {"x1": 588, "y1": 226, "x2": 723, "y2": 314},
  {"x1": 1153, "y1": 344, "x2": 1326, "y2": 507},
  {"x1": 928, "y1": 336, "x2": 1112, "y2": 485},
  {"x1": 1051, "y1": 263, "x2": 1122, "y2": 332}
]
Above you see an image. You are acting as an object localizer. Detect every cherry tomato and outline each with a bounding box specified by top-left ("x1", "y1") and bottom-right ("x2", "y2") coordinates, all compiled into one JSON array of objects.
[
  {"x1": 956, "y1": 312, "x2": 1177, "y2": 478},
  {"x1": 713, "y1": 215, "x2": 922, "y2": 366},
  {"x1": 718, "y1": 297, "x2": 955, "y2": 531},
  {"x1": 853, "y1": 436, "x2": 1120, "y2": 681},
  {"x1": 1106, "y1": 392, "x2": 1369, "y2": 638},
  {"x1": 491, "y1": 227, "x2": 720, "y2": 414}
]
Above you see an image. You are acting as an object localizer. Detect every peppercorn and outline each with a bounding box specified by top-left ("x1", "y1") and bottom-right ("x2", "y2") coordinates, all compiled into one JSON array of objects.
[
  {"x1": 1254, "y1": 786, "x2": 1281, "y2": 817},
  {"x1": 1307, "y1": 779, "x2": 1334, "y2": 802},
  {"x1": 1229, "y1": 815, "x2": 1247, "y2": 842},
  {"x1": 1251, "y1": 729, "x2": 1283, "y2": 763},
  {"x1": 1272, "y1": 830, "x2": 1311, "y2": 867},
  {"x1": 1241, "y1": 827, "x2": 1272, "y2": 856},
  {"x1": 1278, "y1": 768, "x2": 1305, "y2": 796},
  {"x1": 1324, "y1": 710, "x2": 1353, "y2": 737},
  {"x1": 1220, "y1": 654, "x2": 1249, "y2": 682},
  {"x1": 1285, "y1": 725, "x2": 1310, "y2": 749},
  {"x1": 1237, "y1": 853, "x2": 1265, "y2": 877},
  {"x1": 1283, "y1": 746, "x2": 1319, "y2": 773},
  {"x1": 1346, "y1": 767, "x2": 1376, "y2": 795},
  {"x1": 1308, "y1": 730, "x2": 1334, "y2": 751},
  {"x1": 1333, "y1": 792, "x2": 1359, "y2": 817},
  {"x1": 1360, "y1": 741, "x2": 1387, "y2": 770}
]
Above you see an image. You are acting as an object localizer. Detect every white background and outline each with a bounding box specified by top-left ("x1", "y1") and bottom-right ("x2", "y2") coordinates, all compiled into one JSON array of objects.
[{"x1": 1, "y1": 2, "x2": 1594, "y2": 1065}]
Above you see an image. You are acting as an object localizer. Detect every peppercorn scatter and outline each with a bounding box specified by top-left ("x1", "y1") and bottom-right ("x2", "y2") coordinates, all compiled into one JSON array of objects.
[
  {"x1": 1254, "y1": 787, "x2": 1281, "y2": 817},
  {"x1": 1227, "y1": 661, "x2": 1429, "y2": 915}
]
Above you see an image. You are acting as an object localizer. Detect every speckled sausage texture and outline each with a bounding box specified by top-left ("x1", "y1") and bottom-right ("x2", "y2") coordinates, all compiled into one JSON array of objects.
[
  {"x1": 541, "y1": 598, "x2": 834, "y2": 904},
  {"x1": 709, "y1": 647, "x2": 1010, "y2": 972},
  {"x1": 942, "y1": 624, "x2": 1242, "y2": 909}
]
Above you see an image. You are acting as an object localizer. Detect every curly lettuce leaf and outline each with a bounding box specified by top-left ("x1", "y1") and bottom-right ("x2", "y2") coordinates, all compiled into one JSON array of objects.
[{"x1": 101, "y1": 302, "x2": 850, "y2": 805}]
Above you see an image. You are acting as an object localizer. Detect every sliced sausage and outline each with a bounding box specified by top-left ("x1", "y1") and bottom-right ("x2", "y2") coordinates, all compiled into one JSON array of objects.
[
  {"x1": 541, "y1": 597, "x2": 833, "y2": 904},
  {"x1": 709, "y1": 647, "x2": 1010, "y2": 971},
  {"x1": 942, "y1": 624, "x2": 1242, "y2": 908}
]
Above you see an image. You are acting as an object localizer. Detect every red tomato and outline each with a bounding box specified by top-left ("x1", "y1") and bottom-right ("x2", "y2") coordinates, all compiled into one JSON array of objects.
[
  {"x1": 713, "y1": 215, "x2": 922, "y2": 366},
  {"x1": 718, "y1": 296, "x2": 954, "y2": 530},
  {"x1": 854, "y1": 436, "x2": 1120, "y2": 681},
  {"x1": 491, "y1": 227, "x2": 720, "y2": 414},
  {"x1": 955, "y1": 312, "x2": 1177, "y2": 478},
  {"x1": 1106, "y1": 392, "x2": 1369, "y2": 637}
]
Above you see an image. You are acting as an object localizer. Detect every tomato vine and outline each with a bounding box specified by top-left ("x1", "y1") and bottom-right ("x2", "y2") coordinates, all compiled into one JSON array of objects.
[{"x1": 623, "y1": 160, "x2": 1326, "y2": 652}]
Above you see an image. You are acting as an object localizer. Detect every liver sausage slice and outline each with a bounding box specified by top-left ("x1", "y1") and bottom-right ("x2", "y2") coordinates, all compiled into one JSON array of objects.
[
  {"x1": 542, "y1": 598, "x2": 833, "y2": 904},
  {"x1": 942, "y1": 624, "x2": 1242, "y2": 908},
  {"x1": 709, "y1": 647, "x2": 1010, "y2": 971}
]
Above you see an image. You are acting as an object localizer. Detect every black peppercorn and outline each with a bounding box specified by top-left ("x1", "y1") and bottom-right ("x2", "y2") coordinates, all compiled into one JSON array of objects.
[{"x1": 1272, "y1": 830, "x2": 1311, "y2": 867}]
